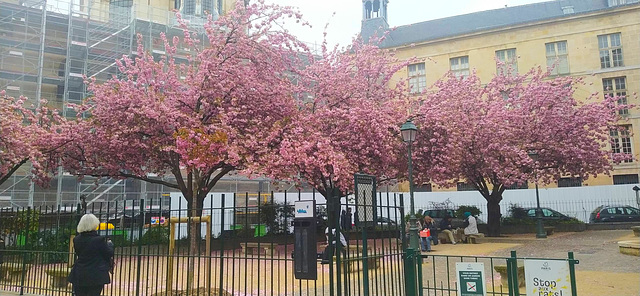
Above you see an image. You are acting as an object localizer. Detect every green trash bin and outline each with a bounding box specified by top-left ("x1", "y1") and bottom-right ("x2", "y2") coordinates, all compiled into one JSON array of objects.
[{"x1": 254, "y1": 225, "x2": 266, "y2": 237}]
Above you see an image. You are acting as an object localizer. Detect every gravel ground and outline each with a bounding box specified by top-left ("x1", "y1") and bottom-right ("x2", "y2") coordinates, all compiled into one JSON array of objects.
[{"x1": 486, "y1": 230, "x2": 640, "y2": 273}]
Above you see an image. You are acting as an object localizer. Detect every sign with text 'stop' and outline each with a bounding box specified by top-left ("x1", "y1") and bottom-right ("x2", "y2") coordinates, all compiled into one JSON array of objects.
[
  {"x1": 524, "y1": 260, "x2": 572, "y2": 296},
  {"x1": 354, "y1": 174, "x2": 376, "y2": 226},
  {"x1": 456, "y1": 262, "x2": 487, "y2": 296},
  {"x1": 294, "y1": 200, "x2": 315, "y2": 218}
]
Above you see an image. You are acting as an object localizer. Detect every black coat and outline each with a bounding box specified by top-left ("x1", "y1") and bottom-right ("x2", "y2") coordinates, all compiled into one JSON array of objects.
[{"x1": 68, "y1": 231, "x2": 114, "y2": 286}]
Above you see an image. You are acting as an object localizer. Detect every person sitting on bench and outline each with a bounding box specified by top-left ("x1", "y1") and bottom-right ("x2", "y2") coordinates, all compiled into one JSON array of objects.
[
  {"x1": 438, "y1": 215, "x2": 457, "y2": 244},
  {"x1": 462, "y1": 212, "x2": 478, "y2": 243},
  {"x1": 321, "y1": 227, "x2": 347, "y2": 264}
]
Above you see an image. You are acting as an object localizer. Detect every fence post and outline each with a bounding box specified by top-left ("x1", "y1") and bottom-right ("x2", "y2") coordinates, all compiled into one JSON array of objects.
[
  {"x1": 135, "y1": 199, "x2": 145, "y2": 296},
  {"x1": 416, "y1": 253, "x2": 423, "y2": 296},
  {"x1": 509, "y1": 250, "x2": 520, "y2": 296},
  {"x1": 404, "y1": 248, "x2": 417, "y2": 296},
  {"x1": 568, "y1": 252, "x2": 579, "y2": 296},
  {"x1": 19, "y1": 207, "x2": 31, "y2": 296},
  {"x1": 219, "y1": 194, "x2": 226, "y2": 296}
]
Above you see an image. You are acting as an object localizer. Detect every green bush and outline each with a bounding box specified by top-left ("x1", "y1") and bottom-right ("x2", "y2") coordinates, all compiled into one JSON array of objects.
[
  {"x1": 109, "y1": 231, "x2": 132, "y2": 247},
  {"x1": 259, "y1": 202, "x2": 294, "y2": 235},
  {"x1": 455, "y1": 206, "x2": 482, "y2": 219},
  {"x1": 139, "y1": 226, "x2": 169, "y2": 245},
  {"x1": 32, "y1": 227, "x2": 74, "y2": 264},
  {"x1": 507, "y1": 204, "x2": 528, "y2": 219}
]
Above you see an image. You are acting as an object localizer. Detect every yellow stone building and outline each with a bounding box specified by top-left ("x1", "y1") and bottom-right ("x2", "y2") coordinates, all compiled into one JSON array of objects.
[{"x1": 361, "y1": 0, "x2": 640, "y2": 191}]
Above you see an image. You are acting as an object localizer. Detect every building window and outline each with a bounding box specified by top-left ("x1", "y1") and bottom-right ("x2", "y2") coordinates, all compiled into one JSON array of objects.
[
  {"x1": 415, "y1": 183, "x2": 432, "y2": 192},
  {"x1": 558, "y1": 177, "x2": 582, "y2": 187},
  {"x1": 610, "y1": 125, "x2": 632, "y2": 162},
  {"x1": 456, "y1": 182, "x2": 476, "y2": 191},
  {"x1": 598, "y1": 33, "x2": 623, "y2": 68},
  {"x1": 505, "y1": 181, "x2": 528, "y2": 190},
  {"x1": 603, "y1": 77, "x2": 628, "y2": 115},
  {"x1": 408, "y1": 63, "x2": 426, "y2": 94},
  {"x1": 561, "y1": 6, "x2": 574, "y2": 14},
  {"x1": 450, "y1": 56, "x2": 469, "y2": 79},
  {"x1": 495, "y1": 49, "x2": 517, "y2": 76},
  {"x1": 608, "y1": 0, "x2": 640, "y2": 6},
  {"x1": 613, "y1": 174, "x2": 639, "y2": 185},
  {"x1": 545, "y1": 41, "x2": 569, "y2": 75}
]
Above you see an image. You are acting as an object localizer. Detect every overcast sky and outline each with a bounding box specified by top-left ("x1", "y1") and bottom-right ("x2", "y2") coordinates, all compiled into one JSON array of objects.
[{"x1": 265, "y1": 0, "x2": 551, "y2": 48}]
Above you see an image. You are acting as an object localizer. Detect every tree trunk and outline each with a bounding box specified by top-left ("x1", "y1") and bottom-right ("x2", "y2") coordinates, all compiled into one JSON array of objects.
[
  {"x1": 486, "y1": 195, "x2": 502, "y2": 237},
  {"x1": 185, "y1": 196, "x2": 202, "y2": 291}
]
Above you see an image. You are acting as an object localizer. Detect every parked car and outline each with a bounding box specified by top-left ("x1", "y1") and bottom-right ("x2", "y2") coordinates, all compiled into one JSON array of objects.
[
  {"x1": 376, "y1": 216, "x2": 398, "y2": 227},
  {"x1": 589, "y1": 205, "x2": 640, "y2": 223},
  {"x1": 523, "y1": 207, "x2": 574, "y2": 221}
]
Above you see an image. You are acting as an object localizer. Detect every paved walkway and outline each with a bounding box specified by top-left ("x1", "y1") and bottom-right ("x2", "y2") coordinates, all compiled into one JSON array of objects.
[{"x1": 486, "y1": 230, "x2": 640, "y2": 296}]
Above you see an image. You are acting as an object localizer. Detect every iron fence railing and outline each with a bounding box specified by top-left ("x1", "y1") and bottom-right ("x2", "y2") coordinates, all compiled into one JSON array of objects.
[
  {"x1": 417, "y1": 251, "x2": 579, "y2": 296},
  {"x1": 0, "y1": 190, "x2": 407, "y2": 296}
]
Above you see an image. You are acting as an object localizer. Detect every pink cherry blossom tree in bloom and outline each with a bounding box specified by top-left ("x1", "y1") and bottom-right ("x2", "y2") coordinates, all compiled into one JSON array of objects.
[
  {"x1": 57, "y1": 1, "x2": 308, "y2": 287},
  {"x1": 263, "y1": 38, "x2": 410, "y2": 199},
  {"x1": 1, "y1": 91, "x2": 66, "y2": 186},
  {"x1": 411, "y1": 67, "x2": 632, "y2": 236}
]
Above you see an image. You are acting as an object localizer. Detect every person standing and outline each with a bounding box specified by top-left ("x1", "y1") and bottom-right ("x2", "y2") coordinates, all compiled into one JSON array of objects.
[
  {"x1": 438, "y1": 215, "x2": 457, "y2": 244},
  {"x1": 346, "y1": 208, "x2": 353, "y2": 230},
  {"x1": 68, "y1": 214, "x2": 114, "y2": 296}
]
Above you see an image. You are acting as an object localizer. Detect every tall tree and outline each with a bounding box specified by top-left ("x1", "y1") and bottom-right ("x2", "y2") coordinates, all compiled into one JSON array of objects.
[
  {"x1": 263, "y1": 39, "x2": 410, "y2": 198},
  {"x1": 0, "y1": 91, "x2": 65, "y2": 186},
  {"x1": 57, "y1": 1, "x2": 308, "y2": 289},
  {"x1": 411, "y1": 68, "x2": 631, "y2": 236}
]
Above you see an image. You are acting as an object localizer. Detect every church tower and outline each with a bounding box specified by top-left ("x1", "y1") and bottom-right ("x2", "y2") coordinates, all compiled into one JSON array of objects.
[{"x1": 361, "y1": 0, "x2": 390, "y2": 43}]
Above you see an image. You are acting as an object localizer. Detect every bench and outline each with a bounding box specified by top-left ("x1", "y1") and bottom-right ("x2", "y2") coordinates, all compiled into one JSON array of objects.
[
  {"x1": 321, "y1": 244, "x2": 379, "y2": 272},
  {"x1": 241, "y1": 242, "x2": 275, "y2": 255},
  {"x1": 45, "y1": 268, "x2": 70, "y2": 288},
  {"x1": 494, "y1": 265, "x2": 525, "y2": 288},
  {"x1": 467, "y1": 233, "x2": 486, "y2": 244},
  {"x1": 438, "y1": 232, "x2": 453, "y2": 244},
  {"x1": 544, "y1": 226, "x2": 556, "y2": 236},
  {"x1": 632, "y1": 226, "x2": 640, "y2": 237},
  {"x1": 0, "y1": 264, "x2": 32, "y2": 282}
]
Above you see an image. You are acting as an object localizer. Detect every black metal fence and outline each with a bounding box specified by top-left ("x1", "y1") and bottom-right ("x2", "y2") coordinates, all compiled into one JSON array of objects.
[
  {"x1": 418, "y1": 252, "x2": 579, "y2": 296},
  {"x1": 0, "y1": 190, "x2": 407, "y2": 296}
]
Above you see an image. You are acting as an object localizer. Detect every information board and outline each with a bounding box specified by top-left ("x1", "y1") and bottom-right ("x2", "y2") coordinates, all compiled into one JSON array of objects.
[
  {"x1": 456, "y1": 262, "x2": 487, "y2": 296},
  {"x1": 295, "y1": 200, "x2": 315, "y2": 218},
  {"x1": 524, "y1": 260, "x2": 572, "y2": 296}
]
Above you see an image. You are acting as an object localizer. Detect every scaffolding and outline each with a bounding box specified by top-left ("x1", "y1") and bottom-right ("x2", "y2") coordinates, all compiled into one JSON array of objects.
[{"x1": 0, "y1": 0, "x2": 228, "y2": 207}]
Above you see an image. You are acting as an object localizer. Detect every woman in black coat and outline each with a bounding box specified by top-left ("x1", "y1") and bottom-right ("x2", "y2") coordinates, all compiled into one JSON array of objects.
[{"x1": 68, "y1": 214, "x2": 114, "y2": 296}]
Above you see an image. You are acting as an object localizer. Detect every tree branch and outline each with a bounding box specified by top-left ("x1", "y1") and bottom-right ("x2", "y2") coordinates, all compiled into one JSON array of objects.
[{"x1": 0, "y1": 158, "x2": 30, "y2": 186}]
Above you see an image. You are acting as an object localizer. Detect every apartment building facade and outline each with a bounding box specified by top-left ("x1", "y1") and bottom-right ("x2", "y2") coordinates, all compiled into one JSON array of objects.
[{"x1": 361, "y1": 0, "x2": 640, "y2": 191}]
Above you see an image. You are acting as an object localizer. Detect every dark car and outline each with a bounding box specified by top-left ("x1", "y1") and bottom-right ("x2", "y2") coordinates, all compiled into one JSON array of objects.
[
  {"x1": 523, "y1": 208, "x2": 574, "y2": 221},
  {"x1": 589, "y1": 205, "x2": 640, "y2": 223},
  {"x1": 376, "y1": 216, "x2": 398, "y2": 227},
  {"x1": 421, "y1": 209, "x2": 485, "y2": 228}
]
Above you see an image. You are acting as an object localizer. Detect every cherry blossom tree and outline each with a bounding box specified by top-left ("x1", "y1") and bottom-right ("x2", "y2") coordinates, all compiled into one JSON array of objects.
[
  {"x1": 1, "y1": 91, "x2": 66, "y2": 186},
  {"x1": 411, "y1": 67, "x2": 632, "y2": 236},
  {"x1": 56, "y1": 1, "x2": 309, "y2": 288},
  {"x1": 262, "y1": 38, "x2": 410, "y2": 199}
]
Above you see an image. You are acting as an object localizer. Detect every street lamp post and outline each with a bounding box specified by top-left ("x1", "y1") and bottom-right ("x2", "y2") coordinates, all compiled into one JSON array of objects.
[
  {"x1": 401, "y1": 119, "x2": 420, "y2": 251},
  {"x1": 527, "y1": 150, "x2": 547, "y2": 239}
]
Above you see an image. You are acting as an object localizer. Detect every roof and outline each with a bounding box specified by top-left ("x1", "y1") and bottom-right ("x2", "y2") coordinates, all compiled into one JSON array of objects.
[{"x1": 377, "y1": 0, "x2": 639, "y2": 48}]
